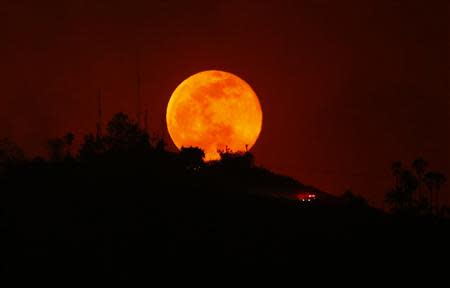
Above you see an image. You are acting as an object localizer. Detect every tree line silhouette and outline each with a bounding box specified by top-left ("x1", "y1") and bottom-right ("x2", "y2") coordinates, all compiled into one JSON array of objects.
[
  {"x1": 0, "y1": 112, "x2": 449, "y2": 284},
  {"x1": 10, "y1": 112, "x2": 445, "y2": 218}
]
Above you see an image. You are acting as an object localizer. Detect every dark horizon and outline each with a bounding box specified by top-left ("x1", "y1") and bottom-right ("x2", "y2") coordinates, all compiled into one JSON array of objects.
[
  {"x1": 1, "y1": 112, "x2": 449, "y2": 284},
  {"x1": 1, "y1": 0, "x2": 448, "y2": 207}
]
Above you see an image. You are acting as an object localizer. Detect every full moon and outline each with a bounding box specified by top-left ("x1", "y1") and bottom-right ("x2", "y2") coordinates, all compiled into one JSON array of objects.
[{"x1": 166, "y1": 70, "x2": 263, "y2": 160}]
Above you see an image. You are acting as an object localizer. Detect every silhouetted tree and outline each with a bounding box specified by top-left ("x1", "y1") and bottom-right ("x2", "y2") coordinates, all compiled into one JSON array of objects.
[
  {"x1": 179, "y1": 147, "x2": 204, "y2": 170},
  {"x1": 156, "y1": 138, "x2": 166, "y2": 152},
  {"x1": 64, "y1": 132, "x2": 75, "y2": 157},
  {"x1": 385, "y1": 187, "x2": 409, "y2": 212},
  {"x1": 412, "y1": 158, "x2": 428, "y2": 201},
  {"x1": 0, "y1": 138, "x2": 25, "y2": 174},
  {"x1": 3, "y1": 111, "x2": 450, "y2": 282},
  {"x1": 441, "y1": 206, "x2": 450, "y2": 219},
  {"x1": 78, "y1": 133, "x2": 104, "y2": 160},
  {"x1": 385, "y1": 168, "x2": 417, "y2": 212},
  {"x1": 391, "y1": 161, "x2": 402, "y2": 186},
  {"x1": 47, "y1": 138, "x2": 65, "y2": 161},
  {"x1": 218, "y1": 151, "x2": 255, "y2": 169},
  {"x1": 104, "y1": 113, "x2": 149, "y2": 154},
  {"x1": 0, "y1": 138, "x2": 25, "y2": 163},
  {"x1": 387, "y1": 159, "x2": 447, "y2": 215},
  {"x1": 424, "y1": 172, "x2": 447, "y2": 214}
]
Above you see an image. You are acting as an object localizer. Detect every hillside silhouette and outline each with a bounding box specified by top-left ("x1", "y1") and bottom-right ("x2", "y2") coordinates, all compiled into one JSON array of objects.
[{"x1": 0, "y1": 113, "x2": 449, "y2": 284}]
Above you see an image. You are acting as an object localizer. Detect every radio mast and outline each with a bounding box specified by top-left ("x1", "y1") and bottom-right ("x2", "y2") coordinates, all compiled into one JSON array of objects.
[
  {"x1": 96, "y1": 88, "x2": 103, "y2": 140},
  {"x1": 144, "y1": 109, "x2": 149, "y2": 134},
  {"x1": 135, "y1": 51, "x2": 142, "y2": 127}
]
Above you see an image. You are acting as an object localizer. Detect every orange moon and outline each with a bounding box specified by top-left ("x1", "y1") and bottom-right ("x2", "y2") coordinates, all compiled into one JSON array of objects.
[{"x1": 166, "y1": 70, "x2": 263, "y2": 160}]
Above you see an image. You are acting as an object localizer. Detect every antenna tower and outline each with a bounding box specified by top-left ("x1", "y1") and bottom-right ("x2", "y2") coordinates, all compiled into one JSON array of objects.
[
  {"x1": 144, "y1": 109, "x2": 149, "y2": 134},
  {"x1": 96, "y1": 88, "x2": 102, "y2": 139},
  {"x1": 135, "y1": 51, "x2": 142, "y2": 127}
]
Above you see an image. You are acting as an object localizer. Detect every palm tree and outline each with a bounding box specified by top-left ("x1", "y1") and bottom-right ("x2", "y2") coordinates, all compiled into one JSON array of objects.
[
  {"x1": 412, "y1": 158, "x2": 427, "y2": 201},
  {"x1": 434, "y1": 173, "x2": 447, "y2": 214},
  {"x1": 424, "y1": 172, "x2": 447, "y2": 214},
  {"x1": 385, "y1": 167, "x2": 417, "y2": 212},
  {"x1": 424, "y1": 173, "x2": 434, "y2": 214},
  {"x1": 385, "y1": 186, "x2": 409, "y2": 212}
]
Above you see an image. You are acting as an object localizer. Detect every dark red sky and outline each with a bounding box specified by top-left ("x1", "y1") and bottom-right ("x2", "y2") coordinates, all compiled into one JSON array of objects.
[{"x1": 1, "y1": 0, "x2": 448, "y2": 206}]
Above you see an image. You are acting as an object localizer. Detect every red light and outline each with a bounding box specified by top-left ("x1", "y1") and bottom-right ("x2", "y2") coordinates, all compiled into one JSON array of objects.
[{"x1": 297, "y1": 193, "x2": 317, "y2": 201}]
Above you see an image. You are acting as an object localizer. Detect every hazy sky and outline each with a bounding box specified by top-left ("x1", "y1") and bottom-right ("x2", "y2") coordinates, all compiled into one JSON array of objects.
[{"x1": 1, "y1": 0, "x2": 448, "y2": 206}]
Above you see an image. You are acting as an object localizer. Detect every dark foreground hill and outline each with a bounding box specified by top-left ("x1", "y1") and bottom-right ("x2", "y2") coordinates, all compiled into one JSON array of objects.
[
  {"x1": 1, "y1": 151, "x2": 449, "y2": 285},
  {"x1": 1, "y1": 113, "x2": 449, "y2": 285}
]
